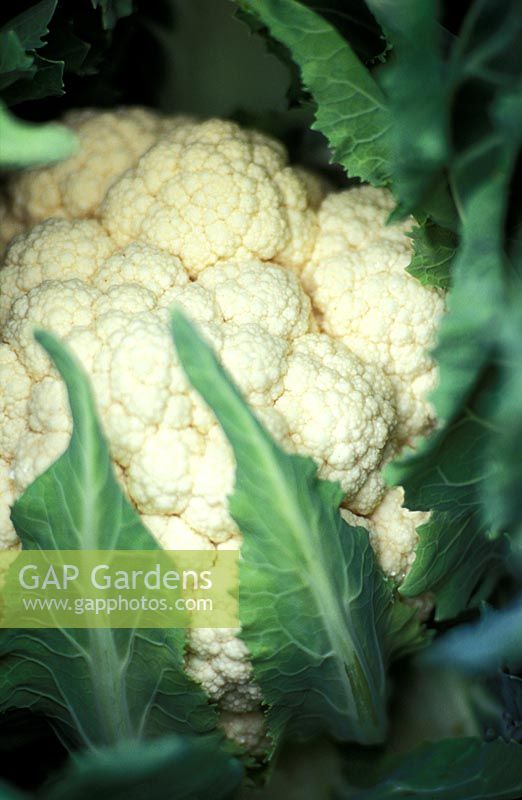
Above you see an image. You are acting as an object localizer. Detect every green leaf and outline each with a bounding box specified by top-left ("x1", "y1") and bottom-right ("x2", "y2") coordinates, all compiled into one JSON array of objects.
[
  {"x1": 388, "y1": 395, "x2": 506, "y2": 619},
  {"x1": 171, "y1": 310, "x2": 422, "y2": 749},
  {"x1": 0, "y1": 330, "x2": 216, "y2": 749},
  {"x1": 400, "y1": 511, "x2": 505, "y2": 621},
  {"x1": 449, "y1": 0, "x2": 522, "y2": 86},
  {"x1": 500, "y1": 672, "x2": 522, "y2": 740},
  {"x1": 425, "y1": 0, "x2": 522, "y2": 425},
  {"x1": 407, "y1": 221, "x2": 458, "y2": 290},
  {"x1": 0, "y1": 30, "x2": 34, "y2": 90},
  {"x1": 483, "y1": 297, "x2": 522, "y2": 555},
  {"x1": 345, "y1": 738, "x2": 522, "y2": 800},
  {"x1": 2, "y1": 54, "x2": 64, "y2": 105},
  {"x1": 386, "y1": 402, "x2": 495, "y2": 514},
  {"x1": 388, "y1": 666, "x2": 496, "y2": 752},
  {"x1": 1, "y1": 0, "x2": 58, "y2": 50},
  {"x1": 236, "y1": 0, "x2": 392, "y2": 185},
  {"x1": 90, "y1": 0, "x2": 134, "y2": 31},
  {"x1": 432, "y1": 136, "x2": 515, "y2": 425},
  {"x1": 0, "y1": 0, "x2": 63, "y2": 106},
  {"x1": 421, "y1": 599, "x2": 522, "y2": 675},
  {"x1": 0, "y1": 782, "x2": 27, "y2": 800},
  {"x1": 44, "y1": 735, "x2": 243, "y2": 800},
  {"x1": 44, "y1": 23, "x2": 91, "y2": 74},
  {"x1": 0, "y1": 102, "x2": 77, "y2": 168},
  {"x1": 365, "y1": 0, "x2": 451, "y2": 216}
]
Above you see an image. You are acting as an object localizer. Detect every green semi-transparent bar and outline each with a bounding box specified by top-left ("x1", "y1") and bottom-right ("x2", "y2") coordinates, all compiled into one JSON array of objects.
[{"x1": 0, "y1": 550, "x2": 238, "y2": 628}]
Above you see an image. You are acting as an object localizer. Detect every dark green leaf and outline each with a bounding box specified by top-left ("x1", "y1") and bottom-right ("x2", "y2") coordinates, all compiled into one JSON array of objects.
[
  {"x1": 432, "y1": 137, "x2": 515, "y2": 424},
  {"x1": 421, "y1": 599, "x2": 522, "y2": 674},
  {"x1": 500, "y1": 672, "x2": 522, "y2": 742},
  {"x1": 365, "y1": 0, "x2": 451, "y2": 216},
  {"x1": 0, "y1": 783, "x2": 28, "y2": 800},
  {"x1": 387, "y1": 389, "x2": 506, "y2": 619},
  {"x1": 449, "y1": 0, "x2": 522, "y2": 87},
  {"x1": 400, "y1": 511, "x2": 505, "y2": 621},
  {"x1": 344, "y1": 738, "x2": 522, "y2": 800},
  {"x1": 44, "y1": 735, "x2": 243, "y2": 800},
  {"x1": 0, "y1": 0, "x2": 57, "y2": 50},
  {"x1": 388, "y1": 666, "x2": 494, "y2": 753},
  {"x1": 425, "y1": 0, "x2": 522, "y2": 424},
  {"x1": 386, "y1": 399, "x2": 496, "y2": 515},
  {"x1": 0, "y1": 331, "x2": 216, "y2": 749},
  {"x1": 0, "y1": 30, "x2": 34, "y2": 90},
  {"x1": 44, "y1": 23, "x2": 91, "y2": 74},
  {"x1": 171, "y1": 310, "x2": 423, "y2": 749},
  {"x1": 2, "y1": 54, "x2": 64, "y2": 105},
  {"x1": 237, "y1": 0, "x2": 392, "y2": 185},
  {"x1": 407, "y1": 221, "x2": 458, "y2": 290},
  {"x1": 234, "y1": 5, "x2": 306, "y2": 108},
  {"x1": 0, "y1": 0, "x2": 63, "y2": 106},
  {"x1": 90, "y1": 0, "x2": 134, "y2": 31},
  {"x1": 483, "y1": 296, "x2": 522, "y2": 554},
  {"x1": 301, "y1": 1, "x2": 391, "y2": 65}
]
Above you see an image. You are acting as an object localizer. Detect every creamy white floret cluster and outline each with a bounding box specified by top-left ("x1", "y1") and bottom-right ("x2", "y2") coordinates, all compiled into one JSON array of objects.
[{"x1": 0, "y1": 111, "x2": 443, "y2": 753}]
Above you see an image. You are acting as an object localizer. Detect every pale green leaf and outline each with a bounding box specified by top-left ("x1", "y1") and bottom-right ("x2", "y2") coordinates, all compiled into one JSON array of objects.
[
  {"x1": 171, "y1": 310, "x2": 422, "y2": 749},
  {"x1": 0, "y1": 330, "x2": 216, "y2": 749},
  {"x1": 0, "y1": 103, "x2": 76, "y2": 168}
]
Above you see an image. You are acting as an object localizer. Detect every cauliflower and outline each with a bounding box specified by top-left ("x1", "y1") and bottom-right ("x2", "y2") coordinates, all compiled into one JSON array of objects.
[{"x1": 0, "y1": 114, "x2": 443, "y2": 751}]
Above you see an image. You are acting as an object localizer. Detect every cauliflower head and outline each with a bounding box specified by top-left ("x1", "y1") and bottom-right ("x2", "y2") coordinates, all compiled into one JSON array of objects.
[{"x1": 0, "y1": 114, "x2": 443, "y2": 749}]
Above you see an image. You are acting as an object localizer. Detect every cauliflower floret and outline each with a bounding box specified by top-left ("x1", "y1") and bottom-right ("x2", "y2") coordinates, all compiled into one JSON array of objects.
[
  {"x1": 367, "y1": 487, "x2": 430, "y2": 581},
  {"x1": 276, "y1": 333, "x2": 396, "y2": 510},
  {"x1": 198, "y1": 259, "x2": 311, "y2": 339},
  {"x1": 302, "y1": 186, "x2": 445, "y2": 445},
  {"x1": 0, "y1": 219, "x2": 115, "y2": 325},
  {"x1": 101, "y1": 119, "x2": 319, "y2": 275},
  {"x1": 0, "y1": 108, "x2": 194, "y2": 249},
  {"x1": 220, "y1": 711, "x2": 270, "y2": 757},
  {"x1": 142, "y1": 515, "x2": 214, "y2": 551},
  {"x1": 92, "y1": 241, "x2": 189, "y2": 300},
  {"x1": 0, "y1": 197, "x2": 24, "y2": 250},
  {"x1": 341, "y1": 486, "x2": 430, "y2": 582},
  {"x1": 0, "y1": 346, "x2": 31, "y2": 457},
  {"x1": 13, "y1": 430, "x2": 70, "y2": 492},
  {"x1": 0, "y1": 460, "x2": 18, "y2": 548},
  {"x1": 28, "y1": 375, "x2": 68, "y2": 434},
  {"x1": 181, "y1": 424, "x2": 240, "y2": 545},
  {"x1": 4, "y1": 280, "x2": 101, "y2": 380},
  {"x1": 221, "y1": 324, "x2": 288, "y2": 407},
  {"x1": 128, "y1": 427, "x2": 203, "y2": 514},
  {"x1": 185, "y1": 628, "x2": 259, "y2": 707}
]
